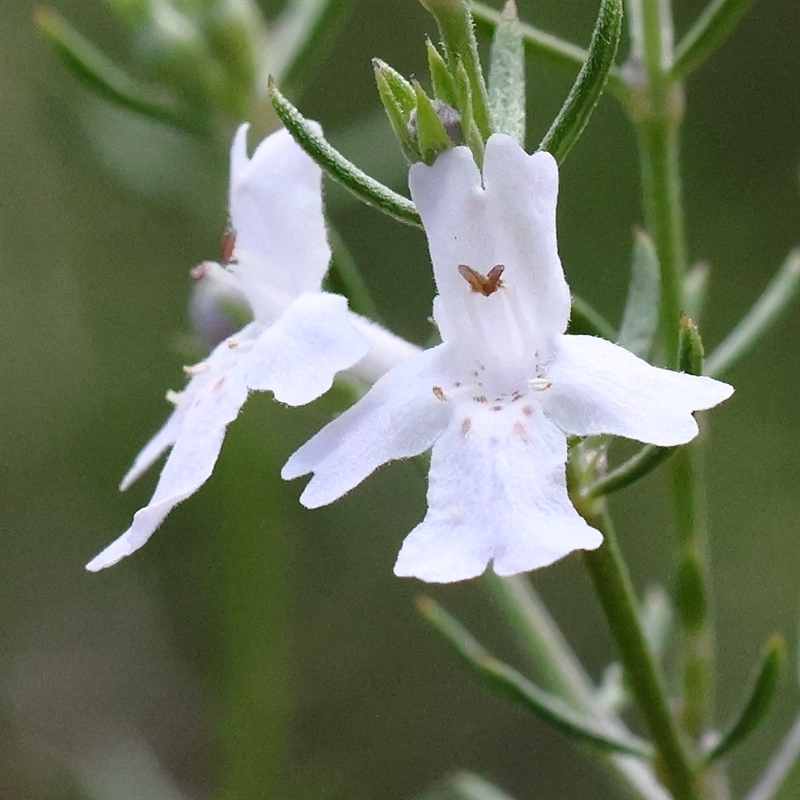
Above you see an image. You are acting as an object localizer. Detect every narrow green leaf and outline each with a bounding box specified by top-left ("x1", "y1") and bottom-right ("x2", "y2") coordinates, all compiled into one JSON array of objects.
[
  {"x1": 706, "y1": 248, "x2": 800, "y2": 378},
  {"x1": 538, "y1": 0, "x2": 623, "y2": 163},
  {"x1": 672, "y1": 0, "x2": 758, "y2": 82},
  {"x1": 270, "y1": 0, "x2": 355, "y2": 96},
  {"x1": 706, "y1": 634, "x2": 786, "y2": 764},
  {"x1": 472, "y1": 1, "x2": 626, "y2": 100},
  {"x1": 617, "y1": 229, "x2": 660, "y2": 358},
  {"x1": 426, "y1": 38, "x2": 459, "y2": 107},
  {"x1": 569, "y1": 294, "x2": 617, "y2": 340},
  {"x1": 418, "y1": 0, "x2": 493, "y2": 139},
  {"x1": 582, "y1": 443, "x2": 676, "y2": 499},
  {"x1": 35, "y1": 7, "x2": 200, "y2": 134},
  {"x1": 743, "y1": 714, "x2": 800, "y2": 800},
  {"x1": 417, "y1": 596, "x2": 654, "y2": 758},
  {"x1": 268, "y1": 80, "x2": 422, "y2": 228},
  {"x1": 488, "y1": 1, "x2": 525, "y2": 145}
]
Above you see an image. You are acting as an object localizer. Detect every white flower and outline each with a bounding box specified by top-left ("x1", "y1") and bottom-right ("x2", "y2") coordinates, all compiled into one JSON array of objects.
[
  {"x1": 282, "y1": 134, "x2": 734, "y2": 583},
  {"x1": 86, "y1": 124, "x2": 371, "y2": 572}
]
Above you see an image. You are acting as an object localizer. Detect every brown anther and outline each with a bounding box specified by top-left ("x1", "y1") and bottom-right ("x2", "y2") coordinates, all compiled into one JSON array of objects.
[
  {"x1": 189, "y1": 263, "x2": 207, "y2": 281},
  {"x1": 521, "y1": 405, "x2": 533, "y2": 416},
  {"x1": 227, "y1": 339, "x2": 239, "y2": 349},
  {"x1": 458, "y1": 263, "x2": 505, "y2": 296},
  {"x1": 491, "y1": 405, "x2": 502, "y2": 411},
  {"x1": 220, "y1": 226, "x2": 238, "y2": 265},
  {"x1": 461, "y1": 418, "x2": 472, "y2": 435},
  {"x1": 474, "y1": 395, "x2": 487, "y2": 403},
  {"x1": 432, "y1": 386, "x2": 447, "y2": 401}
]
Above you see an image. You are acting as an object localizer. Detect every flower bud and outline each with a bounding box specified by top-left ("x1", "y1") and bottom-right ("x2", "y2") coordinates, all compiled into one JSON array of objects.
[{"x1": 188, "y1": 261, "x2": 252, "y2": 348}]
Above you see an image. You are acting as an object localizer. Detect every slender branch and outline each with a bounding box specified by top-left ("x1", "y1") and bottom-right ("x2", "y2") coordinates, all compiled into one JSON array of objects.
[
  {"x1": 706, "y1": 249, "x2": 800, "y2": 378},
  {"x1": 471, "y1": 1, "x2": 627, "y2": 99},
  {"x1": 672, "y1": 0, "x2": 758, "y2": 82},
  {"x1": 743, "y1": 714, "x2": 800, "y2": 800},
  {"x1": 582, "y1": 443, "x2": 676, "y2": 499},
  {"x1": 483, "y1": 574, "x2": 672, "y2": 800},
  {"x1": 578, "y1": 503, "x2": 701, "y2": 800}
]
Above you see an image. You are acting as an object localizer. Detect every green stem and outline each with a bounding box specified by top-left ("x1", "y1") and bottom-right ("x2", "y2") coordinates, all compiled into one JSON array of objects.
[
  {"x1": 668, "y1": 445, "x2": 715, "y2": 741},
  {"x1": 210, "y1": 410, "x2": 291, "y2": 800},
  {"x1": 633, "y1": 118, "x2": 685, "y2": 363},
  {"x1": 483, "y1": 574, "x2": 673, "y2": 800},
  {"x1": 626, "y1": 0, "x2": 685, "y2": 365},
  {"x1": 626, "y1": 4, "x2": 718, "y2": 764},
  {"x1": 579, "y1": 503, "x2": 700, "y2": 800}
]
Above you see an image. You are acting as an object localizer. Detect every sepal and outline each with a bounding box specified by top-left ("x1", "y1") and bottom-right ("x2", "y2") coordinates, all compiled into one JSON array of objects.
[
  {"x1": 678, "y1": 313, "x2": 705, "y2": 376},
  {"x1": 411, "y1": 81, "x2": 462, "y2": 164},
  {"x1": 373, "y1": 58, "x2": 421, "y2": 161},
  {"x1": 426, "y1": 38, "x2": 458, "y2": 107},
  {"x1": 418, "y1": 0, "x2": 493, "y2": 140}
]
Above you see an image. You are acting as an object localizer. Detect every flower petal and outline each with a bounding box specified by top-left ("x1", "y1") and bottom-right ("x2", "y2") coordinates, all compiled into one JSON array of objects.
[
  {"x1": 542, "y1": 335, "x2": 734, "y2": 446},
  {"x1": 229, "y1": 124, "x2": 330, "y2": 303},
  {"x1": 119, "y1": 410, "x2": 182, "y2": 491},
  {"x1": 409, "y1": 134, "x2": 570, "y2": 367},
  {"x1": 246, "y1": 292, "x2": 370, "y2": 406},
  {"x1": 86, "y1": 348, "x2": 250, "y2": 571},
  {"x1": 394, "y1": 404, "x2": 602, "y2": 582},
  {"x1": 281, "y1": 345, "x2": 454, "y2": 507}
]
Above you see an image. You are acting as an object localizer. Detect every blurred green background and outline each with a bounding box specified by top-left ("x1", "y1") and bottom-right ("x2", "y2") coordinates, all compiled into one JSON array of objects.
[{"x1": 1, "y1": 1, "x2": 798, "y2": 798}]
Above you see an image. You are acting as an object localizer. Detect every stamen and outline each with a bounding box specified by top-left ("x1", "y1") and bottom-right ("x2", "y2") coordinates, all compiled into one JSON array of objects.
[
  {"x1": 457, "y1": 263, "x2": 505, "y2": 296},
  {"x1": 189, "y1": 263, "x2": 206, "y2": 281},
  {"x1": 184, "y1": 361, "x2": 208, "y2": 376},
  {"x1": 528, "y1": 377, "x2": 552, "y2": 391},
  {"x1": 432, "y1": 386, "x2": 448, "y2": 402},
  {"x1": 461, "y1": 418, "x2": 472, "y2": 435},
  {"x1": 220, "y1": 225, "x2": 238, "y2": 265}
]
